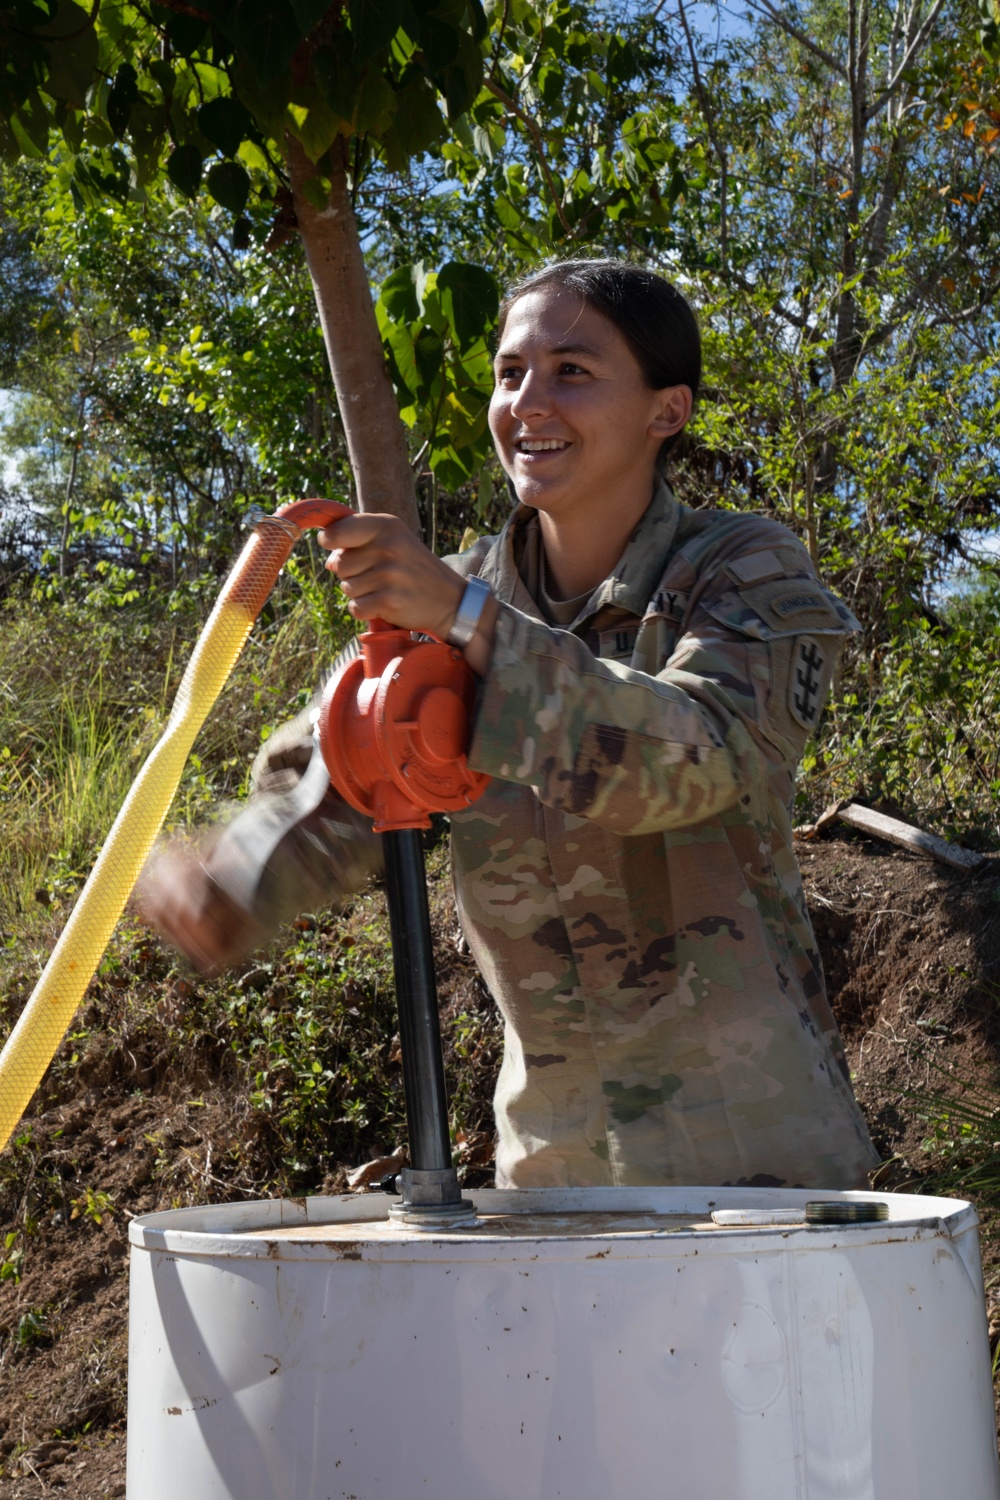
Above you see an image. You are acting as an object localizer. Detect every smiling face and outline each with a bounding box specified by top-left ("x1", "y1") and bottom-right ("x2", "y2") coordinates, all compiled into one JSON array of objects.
[{"x1": 488, "y1": 285, "x2": 691, "y2": 531}]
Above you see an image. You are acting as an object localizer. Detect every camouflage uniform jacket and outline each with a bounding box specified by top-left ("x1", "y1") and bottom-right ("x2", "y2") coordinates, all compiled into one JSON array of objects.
[{"x1": 447, "y1": 480, "x2": 878, "y2": 1190}]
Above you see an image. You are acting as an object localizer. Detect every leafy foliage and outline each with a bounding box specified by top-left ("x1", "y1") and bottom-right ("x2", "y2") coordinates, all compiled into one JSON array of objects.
[
  {"x1": 2, "y1": 0, "x2": 1000, "y2": 852},
  {"x1": 0, "y1": 0, "x2": 488, "y2": 211}
]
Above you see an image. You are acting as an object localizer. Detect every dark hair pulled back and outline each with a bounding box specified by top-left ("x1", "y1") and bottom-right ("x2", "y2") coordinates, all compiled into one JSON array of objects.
[{"x1": 498, "y1": 258, "x2": 701, "y2": 465}]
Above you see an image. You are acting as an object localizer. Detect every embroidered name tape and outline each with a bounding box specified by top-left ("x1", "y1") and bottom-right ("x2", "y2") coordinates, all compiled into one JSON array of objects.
[
  {"x1": 772, "y1": 590, "x2": 829, "y2": 617},
  {"x1": 650, "y1": 588, "x2": 689, "y2": 620},
  {"x1": 599, "y1": 626, "x2": 639, "y2": 660}
]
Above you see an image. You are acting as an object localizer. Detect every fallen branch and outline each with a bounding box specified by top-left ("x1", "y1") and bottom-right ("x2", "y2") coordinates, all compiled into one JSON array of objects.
[{"x1": 797, "y1": 801, "x2": 988, "y2": 871}]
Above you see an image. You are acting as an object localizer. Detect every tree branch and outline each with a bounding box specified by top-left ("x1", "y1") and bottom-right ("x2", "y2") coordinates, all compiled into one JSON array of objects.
[
  {"x1": 743, "y1": 0, "x2": 848, "y2": 79},
  {"x1": 486, "y1": 0, "x2": 510, "y2": 84},
  {"x1": 866, "y1": 0, "x2": 947, "y2": 121},
  {"x1": 677, "y1": 0, "x2": 727, "y2": 269},
  {"x1": 484, "y1": 77, "x2": 572, "y2": 235}
]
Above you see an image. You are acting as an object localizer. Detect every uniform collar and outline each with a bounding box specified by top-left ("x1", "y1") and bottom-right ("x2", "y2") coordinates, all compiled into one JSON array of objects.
[{"x1": 479, "y1": 477, "x2": 681, "y2": 627}]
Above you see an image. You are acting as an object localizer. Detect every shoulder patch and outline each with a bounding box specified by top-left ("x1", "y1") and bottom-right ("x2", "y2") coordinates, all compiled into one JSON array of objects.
[
  {"x1": 737, "y1": 578, "x2": 852, "y2": 636},
  {"x1": 725, "y1": 549, "x2": 785, "y2": 585},
  {"x1": 775, "y1": 545, "x2": 811, "y2": 574},
  {"x1": 788, "y1": 636, "x2": 830, "y2": 730},
  {"x1": 702, "y1": 578, "x2": 857, "y2": 643}
]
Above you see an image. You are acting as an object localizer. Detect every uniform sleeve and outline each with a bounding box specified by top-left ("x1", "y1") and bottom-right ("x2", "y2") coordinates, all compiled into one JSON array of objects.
[
  {"x1": 193, "y1": 644, "x2": 382, "y2": 957},
  {"x1": 467, "y1": 562, "x2": 855, "y2": 838}
]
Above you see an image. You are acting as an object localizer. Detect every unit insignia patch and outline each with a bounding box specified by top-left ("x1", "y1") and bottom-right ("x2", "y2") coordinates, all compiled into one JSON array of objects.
[{"x1": 789, "y1": 635, "x2": 828, "y2": 729}]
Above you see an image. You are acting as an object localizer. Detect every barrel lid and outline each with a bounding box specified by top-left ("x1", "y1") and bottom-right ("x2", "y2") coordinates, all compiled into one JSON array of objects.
[{"x1": 128, "y1": 1186, "x2": 978, "y2": 1261}]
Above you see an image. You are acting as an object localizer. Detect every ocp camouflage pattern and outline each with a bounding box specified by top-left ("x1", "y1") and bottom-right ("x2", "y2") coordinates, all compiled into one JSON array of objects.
[{"x1": 448, "y1": 480, "x2": 878, "y2": 1189}]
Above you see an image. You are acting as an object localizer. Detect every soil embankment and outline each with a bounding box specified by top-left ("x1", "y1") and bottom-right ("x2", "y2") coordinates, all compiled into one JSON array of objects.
[{"x1": 2, "y1": 833, "x2": 1000, "y2": 1495}]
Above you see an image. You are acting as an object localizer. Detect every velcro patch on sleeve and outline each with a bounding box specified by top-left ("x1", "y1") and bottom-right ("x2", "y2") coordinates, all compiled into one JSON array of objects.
[
  {"x1": 725, "y1": 549, "x2": 784, "y2": 584},
  {"x1": 788, "y1": 636, "x2": 830, "y2": 729},
  {"x1": 738, "y1": 578, "x2": 847, "y2": 634}
]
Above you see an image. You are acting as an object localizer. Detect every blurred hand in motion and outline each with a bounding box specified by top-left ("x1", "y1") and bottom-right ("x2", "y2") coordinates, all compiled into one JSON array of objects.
[
  {"x1": 134, "y1": 708, "x2": 384, "y2": 975},
  {"x1": 133, "y1": 837, "x2": 265, "y2": 975}
]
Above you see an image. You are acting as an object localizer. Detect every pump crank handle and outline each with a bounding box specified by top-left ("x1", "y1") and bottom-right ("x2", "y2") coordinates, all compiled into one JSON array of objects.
[
  {"x1": 276, "y1": 497, "x2": 354, "y2": 530},
  {"x1": 276, "y1": 498, "x2": 393, "y2": 634}
]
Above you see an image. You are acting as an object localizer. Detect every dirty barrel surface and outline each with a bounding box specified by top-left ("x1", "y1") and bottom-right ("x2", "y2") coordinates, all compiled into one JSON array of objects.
[{"x1": 126, "y1": 1186, "x2": 1000, "y2": 1500}]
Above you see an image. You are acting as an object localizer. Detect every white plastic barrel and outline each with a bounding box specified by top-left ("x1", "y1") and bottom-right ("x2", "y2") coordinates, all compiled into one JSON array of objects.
[{"x1": 126, "y1": 1186, "x2": 1000, "y2": 1499}]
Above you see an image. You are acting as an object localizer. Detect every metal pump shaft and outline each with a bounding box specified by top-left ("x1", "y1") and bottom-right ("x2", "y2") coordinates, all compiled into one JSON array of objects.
[
  {"x1": 382, "y1": 830, "x2": 473, "y2": 1221},
  {"x1": 277, "y1": 499, "x2": 487, "y2": 1225}
]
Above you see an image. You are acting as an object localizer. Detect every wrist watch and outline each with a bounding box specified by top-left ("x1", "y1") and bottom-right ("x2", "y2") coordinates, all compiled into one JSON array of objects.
[{"x1": 446, "y1": 575, "x2": 491, "y2": 650}]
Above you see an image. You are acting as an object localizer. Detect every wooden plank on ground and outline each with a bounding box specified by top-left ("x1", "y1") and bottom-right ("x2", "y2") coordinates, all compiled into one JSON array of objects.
[{"x1": 836, "y1": 803, "x2": 987, "y2": 872}]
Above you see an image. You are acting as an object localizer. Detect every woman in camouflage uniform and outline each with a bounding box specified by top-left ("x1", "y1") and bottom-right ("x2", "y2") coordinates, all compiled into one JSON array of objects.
[{"x1": 140, "y1": 261, "x2": 877, "y2": 1191}]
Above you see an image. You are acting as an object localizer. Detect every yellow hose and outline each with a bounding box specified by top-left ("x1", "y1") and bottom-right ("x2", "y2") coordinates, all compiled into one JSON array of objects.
[{"x1": 0, "y1": 514, "x2": 302, "y2": 1152}]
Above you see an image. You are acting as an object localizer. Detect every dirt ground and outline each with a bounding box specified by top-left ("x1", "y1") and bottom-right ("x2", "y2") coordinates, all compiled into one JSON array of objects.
[{"x1": 2, "y1": 830, "x2": 1000, "y2": 1496}]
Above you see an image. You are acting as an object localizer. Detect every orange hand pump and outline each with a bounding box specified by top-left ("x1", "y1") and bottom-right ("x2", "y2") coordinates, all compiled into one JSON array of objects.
[
  {"x1": 278, "y1": 498, "x2": 489, "y2": 834},
  {"x1": 277, "y1": 498, "x2": 485, "y2": 1224}
]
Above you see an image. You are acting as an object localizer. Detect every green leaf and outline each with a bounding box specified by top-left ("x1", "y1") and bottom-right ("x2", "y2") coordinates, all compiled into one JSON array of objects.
[
  {"x1": 9, "y1": 109, "x2": 46, "y2": 160},
  {"x1": 437, "y1": 261, "x2": 498, "y2": 349},
  {"x1": 467, "y1": 0, "x2": 488, "y2": 43},
  {"x1": 379, "y1": 74, "x2": 443, "y2": 169},
  {"x1": 148, "y1": 59, "x2": 176, "y2": 99},
  {"x1": 290, "y1": 0, "x2": 333, "y2": 37},
  {"x1": 74, "y1": 144, "x2": 131, "y2": 203},
  {"x1": 234, "y1": 0, "x2": 302, "y2": 85},
  {"x1": 313, "y1": 36, "x2": 359, "y2": 124},
  {"x1": 107, "y1": 62, "x2": 138, "y2": 139},
  {"x1": 229, "y1": 58, "x2": 291, "y2": 138},
  {"x1": 414, "y1": 325, "x2": 444, "y2": 388},
  {"x1": 198, "y1": 96, "x2": 254, "y2": 157},
  {"x1": 438, "y1": 29, "x2": 484, "y2": 120},
  {"x1": 299, "y1": 173, "x2": 331, "y2": 209},
  {"x1": 207, "y1": 159, "x2": 250, "y2": 212},
  {"x1": 37, "y1": 0, "x2": 98, "y2": 108},
  {"x1": 165, "y1": 12, "x2": 210, "y2": 56},
  {"x1": 538, "y1": 64, "x2": 564, "y2": 108},
  {"x1": 417, "y1": 12, "x2": 461, "y2": 72},
  {"x1": 380, "y1": 265, "x2": 420, "y2": 325},
  {"x1": 493, "y1": 192, "x2": 520, "y2": 230},
  {"x1": 167, "y1": 142, "x2": 204, "y2": 198},
  {"x1": 353, "y1": 67, "x2": 396, "y2": 136},
  {"x1": 288, "y1": 87, "x2": 343, "y2": 159},
  {"x1": 350, "y1": 0, "x2": 407, "y2": 67},
  {"x1": 429, "y1": 445, "x2": 475, "y2": 489}
]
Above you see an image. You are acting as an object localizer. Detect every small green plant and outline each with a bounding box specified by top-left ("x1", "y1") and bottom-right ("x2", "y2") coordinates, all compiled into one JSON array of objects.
[
  {"x1": 69, "y1": 1188, "x2": 115, "y2": 1227},
  {"x1": 15, "y1": 1307, "x2": 50, "y2": 1350},
  {"x1": 0, "y1": 1229, "x2": 24, "y2": 1283}
]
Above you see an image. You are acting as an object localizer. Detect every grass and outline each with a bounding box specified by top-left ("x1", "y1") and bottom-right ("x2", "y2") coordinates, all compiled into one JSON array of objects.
[
  {"x1": 0, "y1": 580, "x2": 350, "y2": 931},
  {"x1": 902, "y1": 1056, "x2": 1000, "y2": 1202},
  {"x1": 0, "y1": 587, "x2": 499, "y2": 1200},
  {"x1": 5, "y1": 580, "x2": 998, "y2": 1443}
]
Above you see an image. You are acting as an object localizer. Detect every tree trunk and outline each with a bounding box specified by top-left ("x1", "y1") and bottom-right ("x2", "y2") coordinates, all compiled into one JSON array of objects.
[
  {"x1": 285, "y1": 133, "x2": 420, "y2": 535},
  {"x1": 59, "y1": 388, "x2": 85, "y2": 599}
]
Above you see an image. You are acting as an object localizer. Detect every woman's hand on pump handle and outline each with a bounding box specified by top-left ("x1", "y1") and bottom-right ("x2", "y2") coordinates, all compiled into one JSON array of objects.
[{"x1": 318, "y1": 512, "x2": 498, "y2": 676}]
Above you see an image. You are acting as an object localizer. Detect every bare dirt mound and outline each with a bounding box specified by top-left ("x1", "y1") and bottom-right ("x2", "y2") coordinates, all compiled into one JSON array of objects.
[
  {"x1": 2, "y1": 834, "x2": 1000, "y2": 1495},
  {"x1": 801, "y1": 836, "x2": 1000, "y2": 1167}
]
